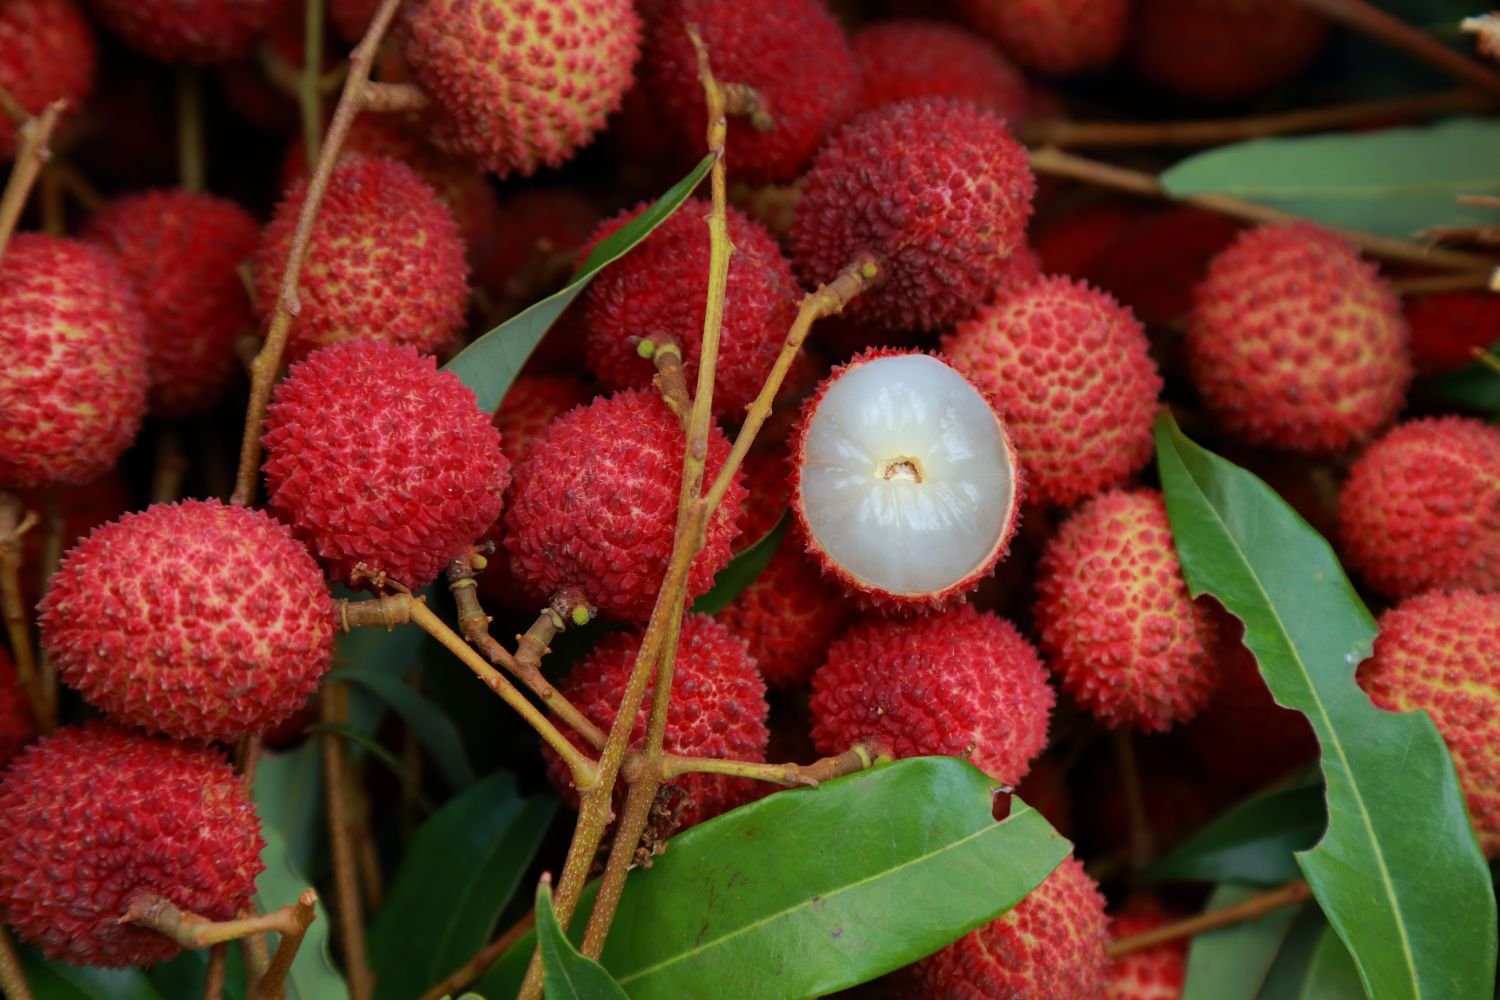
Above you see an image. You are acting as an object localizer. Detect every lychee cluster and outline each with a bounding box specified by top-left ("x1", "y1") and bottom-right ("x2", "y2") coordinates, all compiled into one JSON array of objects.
[
  {"x1": 1130, "y1": 0, "x2": 1329, "y2": 101},
  {"x1": 718, "y1": 541, "x2": 851, "y2": 690},
  {"x1": 1404, "y1": 291, "x2": 1500, "y2": 376}
]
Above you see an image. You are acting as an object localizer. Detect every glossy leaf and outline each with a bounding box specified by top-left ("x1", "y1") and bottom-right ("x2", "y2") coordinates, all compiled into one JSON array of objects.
[
  {"x1": 328, "y1": 666, "x2": 476, "y2": 791},
  {"x1": 690, "y1": 513, "x2": 787, "y2": 615},
  {"x1": 1160, "y1": 118, "x2": 1500, "y2": 238},
  {"x1": 1143, "y1": 783, "x2": 1325, "y2": 886},
  {"x1": 369, "y1": 772, "x2": 556, "y2": 1000},
  {"x1": 444, "y1": 155, "x2": 714, "y2": 413},
  {"x1": 1182, "y1": 884, "x2": 1304, "y2": 1000},
  {"x1": 536, "y1": 882, "x2": 629, "y2": 1000},
  {"x1": 1257, "y1": 904, "x2": 1334, "y2": 999},
  {"x1": 1155, "y1": 412, "x2": 1497, "y2": 1000},
  {"x1": 1296, "y1": 925, "x2": 1366, "y2": 999},
  {"x1": 1419, "y1": 362, "x2": 1500, "y2": 415},
  {"x1": 20, "y1": 951, "x2": 164, "y2": 1000},
  {"x1": 254, "y1": 741, "x2": 325, "y2": 877}
]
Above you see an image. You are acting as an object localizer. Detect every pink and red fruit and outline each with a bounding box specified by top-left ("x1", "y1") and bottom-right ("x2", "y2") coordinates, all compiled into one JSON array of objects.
[
  {"x1": 718, "y1": 541, "x2": 851, "y2": 690},
  {"x1": 264, "y1": 340, "x2": 510, "y2": 590},
  {"x1": 90, "y1": 0, "x2": 280, "y2": 64},
  {"x1": 944, "y1": 276, "x2": 1161, "y2": 508},
  {"x1": 39, "y1": 500, "x2": 335, "y2": 743},
  {"x1": 1108, "y1": 898, "x2": 1188, "y2": 999},
  {"x1": 911, "y1": 855, "x2": 1110, "y2": 998},
  {"x1": 1188, "y1": 223, "x2": 1410, "y2": 453},
  {"x1": 1404, "y1": 291, "x2": 1500, "y2": 376},
  {"x1": 0, "y1": 722, "x2": 264, "y2": 967},
  {"x1": 791, "y1": 99, "x2": 1036, "y2": 332},
  {"x1": 1034, "y1": 489, "x2": 1219, "y2": 731},
  {"x1": 955, "y1": 0, "x2": 1128, "y2": 76},
  {"x1": 0, "y1": 0, "x2": 94, "y2": 160},
  {"x1": 852, "y1": 20, "x2": 1027, "y2": 123},
  {"x1": 809, "y1": 604, "x2": 1053, "y2": 785},
  {"x1": 737, "y1": 449, "x2": 793, "y2": 547},
  {"x1": 0, "y1": 648, "x2": 35, "y2": 769},
  {"x1": 330, "y1": 0, "x2": 378, "y2": 43},
  {"x1": 583, "y1": 199, "x2": 799, "y2": 419},
  {"x1": 83, "y1": 189, "x2": 259, "y2": 416},
  {"x1": 255, "y1": 154, "x2": 469, "y2": 360},
  {"x1": 478, "y1": 189, "x2": 599, "y2": 314},
  {"x1": 1084, "y1": 207, "x2": 1241, "y2": 327},
  {"x1": 1360, "y1": 589, "x2": 1500, "y2": 855},
  {"x1": 543, "y1": 614, "x2": 769, "y2": 829},
  {"x1": 493, "y1": 375, "x2": 593, "y2": 466},
  {"x1": 1337, "y1": 417, "x2": 1500, "y2": 601},
  {"x1": 0, "y1": 234, "x2": 147, "y2": 489},
  {"x1": 647, "y1": 0, "x2": 858, "y2": 182},
  {"x1": 1035, "y1": 203, "x2": 1139, "y2": 279},
  {"x1": 404, "y1": 0, "x2": 641, "y2": 177},
  {"x1": 1130, "y1": 0, "x2": 1328, "y2": 101},
  {"x1": 502, "y1": 389, "x2": 746, "y2": 623}
]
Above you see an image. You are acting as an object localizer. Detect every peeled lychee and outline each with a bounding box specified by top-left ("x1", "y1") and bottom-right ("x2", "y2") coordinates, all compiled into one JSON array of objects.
[
  {"x1": 1107, "y1": 898, "x2": 1188, "y2": 999},
  {"x1": 718, "y1": 541, "x2": 851, "y2": 690},
  {"x1": 404, "y1": 0, "x2": 641, "y2": 177},
  {"x1": 851, "y1": 20, "x2": 1026, "y2": 122},
  {"x1": 0, "y1": 722, "x2": 264, "y2": 967},
  {"x1": 943, "y1": 276, "x2": 1161, "y2": 508},
  {"x1": 0, "y1": 648, "x2": 35, "y2": 769},
  {"x1": 0, "y1": 234, "x2": 148, "y2": 489},
  {"x1": 39, "y1": 500, "x2": 335, "y2": 743},
  {"x1": 1359, "y1": 589, "x2": 1500, "y2": 855},
  {"x1": 791, "y1": 99, "x2": 1036, "y2": 332},
  {"x1": 1404, "y1": 291, "x2": 1500, "y2": 376},
  {"x1": 910, "y1": 855, "x2": 1110, "y2": 998},
  {"x1": 809, "y1": 604, "x2": 1054, "y2": 785},
  {"x1": 90, "y1": 0, "x2": 280, "y2": 64},
  {"x1": 254, "y1": 154, "x2": 469, "y2": 360},
  {"x1": 263, "y1": 340, "x2": 510, "y2": 590},
  {"x1": 954, "y1": 0, "x2": 1129, "y2": 75},
  {"x1": 1337, "y1": 417, "x2": 1500, "y2": 600},
  {"x1": 793, "y1": 351, "x2": 1023, "y2": 612},
  {"x1": 1130, "y1": 0, "x2": 1328, "y2": 101},
  {"x1": 542, "y1": 614, "x2": 769, "y2": 829},
  {"x1": 0, "y1": 0, "x2": 95, "y2": 160},
  {"x1": 1188, "y1": 223, "x2": 1410, "y2": 453},
  {"x1": 502, "y1": 389, "x2": 746, "y2": 623}
]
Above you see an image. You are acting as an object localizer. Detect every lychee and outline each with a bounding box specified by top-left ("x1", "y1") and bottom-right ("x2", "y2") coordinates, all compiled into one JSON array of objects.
[
  {"x1": 542, "y1": 613, "x2": 769, "y2": 829},
  {"x1": 0, "y1": 0, "x2": 95, "y2": 160},
  {"x1": 791, "y1": 99, "x2": 1036, "y2": 332},
  {"x1": 1359, "y1": 589, "x2": 1500, "y2": 855},
  {"x1": 943, "y1": 277, "x2": 1161, "y2": 508},
  {"x1": 954, "y1": 0, "x2": 1129, "y2": 75},
  {"x1": 253, "y1": 154, "x2": 469, "y2": 361},
  {"x1": 1337, "y1": 417, "x2": 1500, "y2": 600},
  {"x1": 1404, "y1": 291, "x2": 1500, "y2": 376},
  {"x1": 263, "y1": 340, "x2": 511, "y2": 590},
  {"x1": 0, "y1": 722, "x2": 264, "y2": 967},
  {"x1": 851, "y1": 20, "x2": 1027, "y2": 122},
  {"x1": 89, "y1": 0, "x2": 280, "y2": 64},
  {"x1": 0, "y1": 648, "x2": 35, "y2": 769},
  {"x1": 0, "y1": 233, "x2": 148, "y2": 489},
  {"x1": 493, "y1": 374, "x2": 593, "y2": 466},
  {"x1": 1187, "y1": 222, "x2": 1410, "y2": 453},
  {"x1": 1079, "y1": 206, "x2": 1241, "y2": 327},
  {"x1": 809, "y1": 604, "x2": 1054, "y2": 786},
  {"x1": 582, "y1": 199, "x2": 799, "y2": 419},
  {"x1": 1107, "y1": 898, "x2": 1188, "y2": 1000},
  {"x1": 1130, "y1": 0, "x2": 1329, "y2": 101},
  {"x1": 404, "y1": 0, "x2": 641, "y2": 177},
  {"x1": 478, "y1": 188, "x2": 599, "y2": 316},
  {"x1": 502, "y1": 389, "x2": 746, "y2": 623},
  {"x1": 737, "y1": 448, "x2": 793, "y2": 546},
  {"x1": 718, "y1": 541, "x2": 851, "y2": 690},
  {"x1": 330, "y1": 0, "x2": 378, "y2": 43}
]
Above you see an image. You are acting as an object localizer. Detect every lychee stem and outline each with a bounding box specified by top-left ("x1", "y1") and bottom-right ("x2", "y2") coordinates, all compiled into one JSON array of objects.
[
  {"x1": 1114, "y1": 729, "x2": 1155, "y2": 870},
  {"x1": 1290, "y1": 0, "x2": 1500, "y2": 96},
  {"x1": 121, "y1": 890, "x2": 319, "y2": 951},
  {"x1": 648, "y1": 340, "x2": 692, "y2": 429},
  {"x1": 0, "y1": 925, "x2": 32, "y2": 1000},
  {"x1": 361, "y1": 82, "x2": 431, "y2": 114},
  {"x1": 0, "y1": 80, "x2": 24, "y2": 126},
  {"x1": 177, "y1": 68, "x2": 205, "y2": 194},
  {"x1": 0, "y1": 497, "x2": 49, "y2": 731},
  {"x1": 721, "y1": 82, "x2": 775, "y2": 132},
  {"x1": 300, "y1": 0, "x2": 326, "y2": 166},
  {"x1": 204, "y1": 942, "x2": 227, "y2": 1000},
  {"x1": 250, "y1": 893, "x2": 318, "y2": 1000},
  {"x1": 0, "y1": 98, "x2": 64, "y2": 262},
  {"x1": 151, "y1": 428, "x2": 189, "y2": 504},
  {"x1": 1108, "y1": 880, "x2": 1314, "y2": 958},
  {"x1": 320, "y1": 684, "x2": 373, "y2": 1000},
  {"x1": 655, "y1": 744, "x2": 874, "y2": 786}
]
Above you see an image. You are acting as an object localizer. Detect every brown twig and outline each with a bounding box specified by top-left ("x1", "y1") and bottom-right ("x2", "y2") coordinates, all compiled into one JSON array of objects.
[
  {"x1": 0, "y1": 99, "x2": 64, "y2": 261},
  {"x1": 0, "y1": 497, "x2": 49, "y2": 731},
  {"x1": 177, "y1": 68, "x2": 205, "y2": 194},
  {"x1": 646, "y1": 341, "x2": 692, "y2": 429},
  {"x1": 300, "y1": 0, "x2": 326, "y2": 167},
  {"x1": 0, "y1": 925, "x2": 32, "y2": 1000},
  {"x1": 1108, "y1": 881, "x2": 1315, "y2": 957},
  {"x1": 1292, "y1": 0, "x2": 1500, "y2": 96},
  {"x1": 721, "y1": 82, "x2": 774, "y2": 132},
  {"x1": 1115, "y1": 729, "x2": 1153, "y2": 870},
  {"x1": 1392, "y1": 271, "x2": 1495, "y2": 294},
  {"x1": 361, "y1": 81, "x2": 430, "y2": 113},
  {"x1": 152, "y1": 428, "x2": 190, "y2": 504},
  {"x1": 0, "y1": 80, "x2": 25, "y2": 126},
  {"x1": 203, "y1": 943, "x2": 227, "y2": 1000},
  {"x1": 320, "y1": 685, "x2": 372, "y2": 1000},
  {"x1": 249, "y1": 890, "x2": 319, "y2": 1000},
  {"x1": 122, "y1": 892, "x2": 318, "y2": 948},
  {"x1": 655, "y1": 745, "x2": 873, "y2": 787},
  {"x1": 240, "y1": 908, "x2": 272, "y2": 996}
]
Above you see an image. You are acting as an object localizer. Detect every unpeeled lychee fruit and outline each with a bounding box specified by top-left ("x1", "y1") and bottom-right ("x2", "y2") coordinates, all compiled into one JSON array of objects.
[
  {"x1": 39, "y1": 500, "x2": 335, "y2": 743},
  {"x1": 943, "y1": 276, "x2": 1161, "y2": 508},
  {"x1": 0, "y1": 722, "x2": 264, "y2": 967},
  {"x1": 793, "y1": 351, "x2": 1023, "y2": 613},
  {"x1": 478, "y1": 188, "x2": 599, "y2": 315},
  {"x1": 1404, "y1": 291, "x2": 1500, "y2": 376},
  {"x1": 1107, "y1": 898, "x2": 1189, "y2": 999},
  {"x1": 791, "y1": 99, "x2": 1036, "y2": 332},
  {"x1": 542, "y1": 614, "x2": 769, "y2": 829},
  {"x1": 1130, "y1": 0, "x2": 1328, "y2": 101},
  {"x1": 809, "y1": 604, "x2": 1054, "y2": 785},
  {"x1": 404, "y1": 0, "x2": 641, "y2": 177},
  {"x1": 83, "y1": 189, "x2": 259, "y2": 416},
  {"x1": 954, "y1": 0, "x2": 1129, "y2": 75},
  {"x1": 493, "y1": 374, "x2": 593, "y2": 466},
  {"x1": 1360, "y1": 589, "x2": 1500, "y2": 855},
  {"x1": 0, "y1": 648, "x2": 35, "y2": 769},
  {"x1": 90, "y1": 0, "x2": 280, "y2": 64},
  {"x1": 502, "y1": 389, "x2": 746, "y2": 623},
  {"x1": 254, "y1": 154, "x2": 469, "y2": 361},
  {"x1": 0, "y1": 0, "x2": 95, "y2": 160},
  {"x1": 263, "y1": 340, "x2": 510, "y2": 590},
  {"x1": 910, "y1": 855, "x2": 1110, "y2": 998},
  {"x1": 718, "y1": 541, "x2": 851, "y2": 690},
  {"x1": 1337, "y1": 417, "x2": 1500, "y2": 600},
  {"x1": 852, "y1": 20, "x2": 1027, "y2": 122},
  {"x1": 1188, "y1": 223, "x2": 1410, "y2": 453},
  {"x1": 0, "y1": 234, "x2": 148, "y2": 489},
  {"x1": 1034, "y1": 489, "x2": 1220, "y2": 731},
  {"x1": 1076, "y1": 206, "x2": 1241, "y2": 327}
]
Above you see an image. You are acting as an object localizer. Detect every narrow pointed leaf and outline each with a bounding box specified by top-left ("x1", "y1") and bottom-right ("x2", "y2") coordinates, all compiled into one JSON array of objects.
[
  {"x1": 1182, "y1": 884, "x2": 1304, "y2": 1000},
  {"x1": 691, "y1": 513, "x2": 787, "y2": 615},
  {"x1": 1297, "y1": 925, "x2": 1366, "y2": 1000},
  {"x1": 1143, "y1": 783, "x2": 1325, "y2": 886},
  {"x1": 536, "y1": 882, "x2": 629, "y2": 1000},
  {"x1": 21, "y1": 951, "x2": 164, "y2": 1000}
]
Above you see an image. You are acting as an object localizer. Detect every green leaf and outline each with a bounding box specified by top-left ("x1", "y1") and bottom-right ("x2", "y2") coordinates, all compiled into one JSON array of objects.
[
  {"x1": 535, "y1": 881, "x2": 630, "y2": 1000},
  {"x1": 1143, "y1": 783, "x2": 1325, "y2": 886},
  {"x1": 369, "y1": 772, "x2": 557, "y2": 1000},
  {"x1": 690, "y1": 512, "x2": 787, "y2": 615},
  {"x1": 1182, "y1": 883, "x2": 1305, "y2": 1000},
  {"x1": 1160, "y1": 118, "x2": 1500, "y2": 238},
  {"x1": 1258, "y1": 904, "x2": 1333, "y2": 999},
  {"x1": 327, "y1": 666, "x2": 477, "y2": 791},
  {"x1": 1296, "y1": 925, "x2": 1367, "y2": 1000},
  {"x1": 1155, "y1": 412, "x2": 1498, "y2": 1000},
  {"x1": 444, "y1": 155, "x2": 714, "y2": 413},
  {"x1": 254, "y1": 741, "x2": 325, "y2": 878},
  {"x1": 254, "y1": 825, "x2": 348, "y2": 1000},
  {"x1": 20, "y1": 951, "x2": 164, "y2": 1000},
  {"x1": 1419, "y1": 362, "x2": 1500, "y2": 416},
  {"x1": 482, "y1": 758, "x2": 1070, "y2": 999},
  {"x1": 147, "y1": 946, "x2": 248, "y2": 1000}
]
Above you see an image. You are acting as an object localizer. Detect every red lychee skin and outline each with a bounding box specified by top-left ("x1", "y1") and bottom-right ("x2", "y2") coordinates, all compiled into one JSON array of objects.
[
  {"x1": 18, "y1": 472, "x2": 133, "y2": 611},
  {"x1": 911, "y1": 855, "x2": 1110, "y2": 999},
  {"x1": 1014, "y1": 753, "x2": 1073, "y2": 841},
  {"x1": 493, "y1": 375, "x2": 593, "y2": 466},
  {"x1": 737, "y1": 449, "x2": 793, "y2": 547},
  {"x1": 1130, "y1": 0, "x2": 1328, "y2": 101},
  {"x1": 1035, "y1": 203, "x2": 1139, "y2": 280},
  {"x1": 0, "y1": 722, "x2": 264, "y2": 967},
  {"x1": 1404, "y1": 291, "x2": 1500, "y2": 376},
  {"x1": 0, "y1": 0, "x2": 94, "y2": 160},
  {"x1": 647, "y1": 0, "x2": 858, "y2": 183},
  {"x1": 1108, "y1": 899, "x2": 1188, "y2": 1000},
  {"x1": 39, "y1": 500, "x2": 335, "y2": 743},
  {"x1": 1188, "y1": 223, "x2": 1411, "y2": 454},
  {"x1": 404, "y1": 0, "x2": 641, "y2": 177},
  {"x1": 90, "y1": 0, "x2": 280, "y2": 64},
  {"x1": 852, "y1": 20, "x2": 1027, "y2": 123},
  {"x1": 254, "y1": 154, "x2": 469, "y2": 361},
  {"x1": 478, "y1": 189, "x2": 599, "y2": 314},
  {"x1": 263, "y1": 340, "x2": 510, "y2": 590},
  {"x1": 791, "y1": 99, "x2": 1037, "y2": 333},
  {"x1": 810, "y1": 604, "x2": 1053, "y2": 786},
  {"x1": 503, "y1": 389, "x2": 746, "y2": 622},
  {"x1": 82, "y1": 189, "x2": 259, "y2": 417},
  {"x1": 0, "y1": 234, "x2": 147, "y2": 489},
  {"x1": 583, "y1": 199, "x2": 800, "y2": 419},
  {"x1": 1085, "y1": 207, "x2": 1241, "y2": 327},
  {"x1": 0, "y1": 648, "x2": 35, "y2": 769},
  {"x1": 755, "y1": 347, "x2": 828, "y2": 455},
  {"x1": 1360, "y1": 590, "x2": 1500, "y2": 855},
  {"x1": 330, "y1": 0, "x2": 378, "y2": 43},
  {"x1": 943, "y1": 276, "x2": 1161, "y2": 508},
  {"x1": 542, "y1": 614, "x2": 769, "y2": 829},
  {"x1": 719, "y1": 541, "x2": 851, "y2": 690},
  {"x1": 1034, "y1": 489, "x2": 1219, "y2": 731},
  {"x1": 955, "y1": 0, "x2": 1128, "y2": 76},
  {"x1": 1337, "y1": 417, "x2": 1500, "y2": 601}
]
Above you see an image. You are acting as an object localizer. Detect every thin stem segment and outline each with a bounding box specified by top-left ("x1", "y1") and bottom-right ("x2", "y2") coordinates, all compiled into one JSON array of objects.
[
  {"x1": 0, "y1": 99, "x2": 64, "y2": 262},
  {"x1": 1107, "y1": 881, "x2": 1314, "y2": 957}
]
